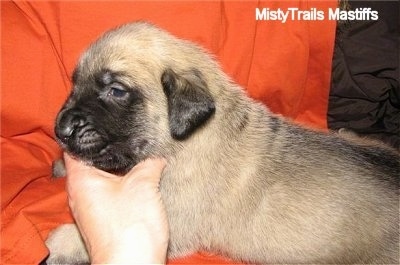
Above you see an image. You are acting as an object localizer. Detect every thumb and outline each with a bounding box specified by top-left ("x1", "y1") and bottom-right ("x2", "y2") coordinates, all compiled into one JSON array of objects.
[{"x1": 123, "y1": 158, "x2": 167, "y2": 184}]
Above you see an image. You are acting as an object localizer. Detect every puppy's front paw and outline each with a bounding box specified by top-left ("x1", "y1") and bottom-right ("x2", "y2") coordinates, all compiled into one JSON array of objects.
[
  {"x1": 45, "y1": 223, "x2": 89, "y2": 264},
  {"x1": 52, "y1": 159, "x2": 66, "y2": 178}
]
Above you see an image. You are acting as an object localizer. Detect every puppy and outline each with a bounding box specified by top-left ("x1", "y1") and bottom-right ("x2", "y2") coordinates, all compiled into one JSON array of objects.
[{"x1": 46, "y1": 22, "x2": 399, "y2": 264}]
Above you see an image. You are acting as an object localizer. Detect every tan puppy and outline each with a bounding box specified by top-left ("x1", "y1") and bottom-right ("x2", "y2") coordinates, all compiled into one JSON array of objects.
[{"x1": 46, "y1": 22, "x2": 399, "y2": 264}]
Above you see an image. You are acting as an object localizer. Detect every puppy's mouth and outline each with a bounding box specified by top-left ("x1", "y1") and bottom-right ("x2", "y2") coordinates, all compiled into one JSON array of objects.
[
  {"x1": 60, "y1": 137, "x2": 135, "y2": 175},
  {"x1": 56, "y1": 124, "x2": 107, "y2": 155},
  {"x1": 74, "y1": 128, "x2": 107, "y2": 153},
  {"x1": 55, "y1": 114, "x2": 135, "y2": 174}
]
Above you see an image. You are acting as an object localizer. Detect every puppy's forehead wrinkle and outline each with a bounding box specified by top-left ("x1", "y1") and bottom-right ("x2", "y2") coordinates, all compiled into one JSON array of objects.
[
  {"x1": 78, "y1": 52, "x2": 163, "y2": 94},
  {"x1": 100, "y1": 71, "x2": 113, "y2": 85},
  {"x1": 93, "y1": 68, "x2": 131, "y2": 88}
]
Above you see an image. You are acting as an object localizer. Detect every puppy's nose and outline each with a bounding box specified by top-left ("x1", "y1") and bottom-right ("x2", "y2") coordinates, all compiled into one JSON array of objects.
[{"x1": 56, "y1": 110, "x2": 87, "y2": 141}]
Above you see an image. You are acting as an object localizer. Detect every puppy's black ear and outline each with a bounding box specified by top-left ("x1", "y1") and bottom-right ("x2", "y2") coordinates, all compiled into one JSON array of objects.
[{"x1": 161, "y1": 68, "x2": 215, "y2": 140}]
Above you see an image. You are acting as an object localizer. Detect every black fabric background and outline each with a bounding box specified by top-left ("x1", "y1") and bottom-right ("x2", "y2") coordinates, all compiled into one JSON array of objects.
[{"x1": 328, "y1": 1, "x2": 399, "y2": 149}]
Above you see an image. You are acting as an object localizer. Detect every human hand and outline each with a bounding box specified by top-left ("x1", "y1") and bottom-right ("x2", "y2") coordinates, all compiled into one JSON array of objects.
[{"x1": 64, "y1": 153, "x2": 168, "y2": 264}]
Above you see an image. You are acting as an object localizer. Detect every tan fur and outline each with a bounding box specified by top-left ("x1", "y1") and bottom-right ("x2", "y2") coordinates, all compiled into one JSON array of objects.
[{"x1": 46, "y1": 22, "x2": 399, "y2": 264}]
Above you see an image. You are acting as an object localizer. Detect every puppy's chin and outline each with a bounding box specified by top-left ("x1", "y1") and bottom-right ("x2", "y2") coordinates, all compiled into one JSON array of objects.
[
  {"x1": 90, "y1": 155, "x2": 135, "y2": 175},
  {"x1": 66, "y1": 148, "x2": 137, "y2": 176}
]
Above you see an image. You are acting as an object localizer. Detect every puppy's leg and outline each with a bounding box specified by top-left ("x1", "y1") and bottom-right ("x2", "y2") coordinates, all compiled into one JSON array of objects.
[{"x1": 45, "y1": 223, "x2": 89, "y2": 264}]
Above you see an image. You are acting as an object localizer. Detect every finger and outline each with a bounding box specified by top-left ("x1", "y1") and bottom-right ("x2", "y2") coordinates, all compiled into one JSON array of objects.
[{"x1": 64, "y1": 153, "x2": 118, "y2": 201}]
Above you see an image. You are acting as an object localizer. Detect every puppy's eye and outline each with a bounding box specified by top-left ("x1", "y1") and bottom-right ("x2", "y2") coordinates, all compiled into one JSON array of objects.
[{"x1": 108, "y1": 85, "x2": 128, "y2": 98}]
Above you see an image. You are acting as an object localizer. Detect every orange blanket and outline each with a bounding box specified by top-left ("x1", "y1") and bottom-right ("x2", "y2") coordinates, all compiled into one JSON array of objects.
[{"x1": 1, "y1": 1, "x2": 336, "y2": 264}]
